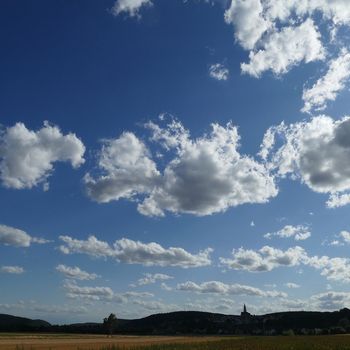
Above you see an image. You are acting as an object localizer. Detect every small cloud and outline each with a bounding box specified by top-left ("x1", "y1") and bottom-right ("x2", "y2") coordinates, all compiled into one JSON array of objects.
[
  {"x1": 220, "y1": 245, "x2": 307, "y2": 272},
  {"x1": 302, "y1": 49, "x2": 350, "y2": 114},
  {"x1": 264, "y1": 225, "x2": 311, "y2": 241},
  {"x1": 135, "y1": 273, "x2": 173, "y2": 286},
  {"x1": 285, "y1": 282, "x2": 300, "y2": 289},
  {"x1": 177, "y1": 280, "x2": 287, "y2": 298},
  {"x1": 1, "y1": 266, "x2": 24, "y2": 274},
  {"x1": 329, "y1": 240, "x2": 344, "y2": 247},
  {"x1": 209, "y1": 63, "x2": 229, "y2": 81},
  {"x1": 0, "y1": 224, "x2": 50, "y2": 248},
  {"x1": 111, "y1": 0, "x2": 153, "y2": 18},
  {"x1": 161, "y1": 282, "x2": 173, "y2": 291},
  {"x1": 340, "y1": 230, "x2": 350, "y2": 244},
  {"x1": 32, "y1": 237, "x2": 52, "y2": 244},
  {"x1": 56, "y1": 264, "x2": 99, "y2": 281}
]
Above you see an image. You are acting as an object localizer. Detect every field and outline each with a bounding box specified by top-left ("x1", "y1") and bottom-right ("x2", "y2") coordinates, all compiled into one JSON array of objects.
[
  {"x1": 0, "y1": 334, "x2": 224, "y2": 350},
  {"x1": 1, "y1": 334, "x2": 350, "y2": 350}
]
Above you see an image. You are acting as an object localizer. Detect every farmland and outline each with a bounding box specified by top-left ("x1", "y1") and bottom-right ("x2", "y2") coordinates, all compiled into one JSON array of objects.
[
  {"x1": 1, "y1": 334, "x2": 350, "y2": 350},
  {"x1": 0, "y1": 334, "x2": 223, "y2": 350}
]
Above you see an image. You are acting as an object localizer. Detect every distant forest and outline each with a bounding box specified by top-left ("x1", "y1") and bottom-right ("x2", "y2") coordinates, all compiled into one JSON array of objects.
[{"x1": 2, "y1": 308, "x2": 350, "y2": 336}]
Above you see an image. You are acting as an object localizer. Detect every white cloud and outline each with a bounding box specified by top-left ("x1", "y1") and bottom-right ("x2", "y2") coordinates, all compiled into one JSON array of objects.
[
  {"x1": 311, "y1": 291, "x2": 350, "y2": 310},
  {"x1": 302, "y1": 49, "x2": 350, "y2": 114},
  {"x1": 0, "y1": 122, "x2": 85, "y2": 189},
  {"x1": 84, "y1": 132, "x2": 160, "y2": 204},
  {"x1": 56, "y1": 264, "x2": 99, "y2": 281},
  {"x1": 132, "y1": 299, "x2": 178, "y2": 312},
  {"x1": 0, "y1": 300, "x2": 88, "y2": 316},
  {"x1": 123, "y1": 291, "x2": 154, "y2": 298},
  {"x1": 235, "y1": 292, "x2": 350, "y2": 313},
  {"x1": 223, "y1": 0, "x2": 350, "y2": 77},
  {"x1": 59, "y1": 235, "x2": 212, "y2": 268},
  {"x1": 326, "y1": 230, "x2": 350, "y2": 246},
  {"x1": 64, "y1": 282, "x2": 116, "y2": 301},
  {"x1": 183, "y1": 298, "x2": 238, "y2": 314},
  {"x1": 59, "y1": 235, "x2": 114, "y2": 257},
  {"x1": 64, "y1": 281, "x2": 153, "y2": 303},
  {"x1": 327, "y1": 193, "x2": 350, "y2": 208},
  {"x1": 264, "y1": 0, "x2": 350, "y2": 26},
  {"x1": 140, "y1": 119, "x2": 277, "y2": 216},
  {"x1": 115, "y1": 238, "x2": 213, "y2": 268},
  {"x1": 86, "y1": 118, "x2": 278, "y2": 217},
  {"x1": 0, "y1": 224, "x2": 32, "y2": 247},
  {"x1": 0, "y1": 224, "x2": 48, "y2": 248},
  {"x1": 328, "y1": 239, "x2": 343, "y2": 247},
  {"x1": 209, "y1": 63, "x2": 229, "y2": 81},
  {"x1": 220, "y1": 242, "x2": 350, "y2": 283},
  {"x1": 31, "y1": 237, "x2": 52, "y2": 244},
  {"x1": 220, "y1": 245, "x2": 307, "y2": 272},
  {"x1": 111, "y1": 0, "x2": 152, "y2": 18},
  {"x1": 160, "y1": 282, "x2": 173, "y2": 291},
  {"x1": 0, "y1": 266, "x2": 24, "y2": 274},
  {"x1": 241, "y1": 19, "x2": 324, "y2": 77},
  {"x1": 145, "y1": 117, "x2": 190, "y2": 151},
  {"x1": 224, "y1": 0, "x2": 271, "y2": 50},
  {"x1": 136, "y1": 273, "x2": 173, "y2": 286},
  {"x1": 285, "y1": 282, "x2": 300, "y2": 289},
  {"x1": 177, "y1": 280, "x2": 287, "y2": 298},
  {"x1": 279, "y1": 298, "x2": 307, "y2": 310},
  {"x1": 264, "y1": 224, "x2": 311, "y2": 241},
  {"x1": 307, "y1": 255, "x2": 350, "y2": 283},
  {"x1": 261, "y1": 115, "x2": 350, "y2": 207},
  {"x1": 340, "y1": 230, "x2": 350, "y2": 244}
]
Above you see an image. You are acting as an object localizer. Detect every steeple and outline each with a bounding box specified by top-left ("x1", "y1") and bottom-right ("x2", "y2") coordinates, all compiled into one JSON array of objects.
[{"x1": 241, "y1": 304, "x2": 251, "y2": 318}]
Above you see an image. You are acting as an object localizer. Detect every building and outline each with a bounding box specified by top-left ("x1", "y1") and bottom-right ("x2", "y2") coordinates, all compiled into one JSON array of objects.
[{"x1": 240, "y1": 304, "x2": 251, "y2": 323}]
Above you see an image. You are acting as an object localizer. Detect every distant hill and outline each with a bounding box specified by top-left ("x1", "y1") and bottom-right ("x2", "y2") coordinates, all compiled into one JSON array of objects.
[
  {"x1": 0, "y1": 314, "x2": 50, "y2": 331},
  {"x1": 117, "y1": 311, "x2": 238, "y2": 335},
  {"x1": 2, "y1": 308, "x2": 350, "y2": 335},
  {"x1": 116, "y1": 309, "x2": 350, "y2": 335}
]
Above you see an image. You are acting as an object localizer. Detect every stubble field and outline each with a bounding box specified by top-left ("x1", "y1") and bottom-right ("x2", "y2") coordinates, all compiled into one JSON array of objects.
[
  {"x1": 0, "y1": 334, "x2": 224, "y2": 350},
  {"x1": 1, "y1": 334, "x2": 350, "y2": 350}
]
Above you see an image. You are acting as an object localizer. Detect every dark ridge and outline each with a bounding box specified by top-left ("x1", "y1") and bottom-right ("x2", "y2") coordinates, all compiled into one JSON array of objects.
[
  {"x1": 1, "y1": 308, "x2": 350, "y2": 335},
  {"x1": 0, "y1": 313, "x2": 51, "y2": 331}
]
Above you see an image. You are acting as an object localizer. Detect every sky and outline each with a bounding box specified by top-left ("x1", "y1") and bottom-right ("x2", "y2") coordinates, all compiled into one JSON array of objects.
[{"x1": 2, "y1": 0, "x2": 350, "y2": 324}]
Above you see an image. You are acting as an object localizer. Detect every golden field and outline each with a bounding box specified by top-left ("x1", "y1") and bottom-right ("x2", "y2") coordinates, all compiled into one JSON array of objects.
[
  {"x1": 0, "y1": 334, "x2": 225, "y2": 350},
  {"x1": 1, "y1": 334, "x2": 350, "y2": 350}
]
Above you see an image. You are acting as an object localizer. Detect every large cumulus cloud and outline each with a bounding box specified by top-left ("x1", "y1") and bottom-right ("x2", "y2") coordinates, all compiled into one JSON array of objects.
[
  {"x1": 85, "y1": 118, "x2": 277, "y2": 217},
  {"x1": 0, "y1": 122, "x2": 85, "y2": 189},
  {"x1": 260, "y1": 115, "x2": 350, "y2": 207}
]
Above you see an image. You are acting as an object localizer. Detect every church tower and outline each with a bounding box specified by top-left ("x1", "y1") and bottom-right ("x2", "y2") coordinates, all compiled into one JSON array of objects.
[
  {"x1": 240, "y1": 304, "x2": 252, "y2": 332},
  {"x1": 240, "y1": 304, "x2": 251, "y2": 320},
  {"x1": 241, "y1": 304, "x2": 250, "y2": 316}
]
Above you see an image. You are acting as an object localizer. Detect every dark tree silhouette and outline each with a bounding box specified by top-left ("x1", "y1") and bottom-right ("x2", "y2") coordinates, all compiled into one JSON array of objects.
[{"x1": 103, "y1": 313, "x2": 118, "y2": 336}]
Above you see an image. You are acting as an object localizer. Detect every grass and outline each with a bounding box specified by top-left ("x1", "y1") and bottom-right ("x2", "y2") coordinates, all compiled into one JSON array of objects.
[
  {"x1": 92, "y1": 336, "x2": 350, "y2": 350},
  {"x1": 6, "y1": 335, "x2": 350, "y2": 350}
]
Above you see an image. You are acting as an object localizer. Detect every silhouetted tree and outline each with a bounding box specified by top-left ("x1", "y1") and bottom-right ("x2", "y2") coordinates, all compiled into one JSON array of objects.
[{"x1": 103, "y1": 313, "x2": 118, "y2": 336}]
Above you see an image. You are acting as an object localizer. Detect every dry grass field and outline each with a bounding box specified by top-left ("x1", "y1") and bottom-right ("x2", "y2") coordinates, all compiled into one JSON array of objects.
[
  {"x1": 0, "y1": 334, "x2": 226, "y2": 350},
  {"x1": 2, "y1": 334, "x2": 350, "y2": 350}
]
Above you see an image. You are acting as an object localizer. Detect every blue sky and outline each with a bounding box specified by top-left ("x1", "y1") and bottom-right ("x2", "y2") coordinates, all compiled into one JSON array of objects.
[{"x1": 2, "y1": 0, "x2": 350, "y2": 324}]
